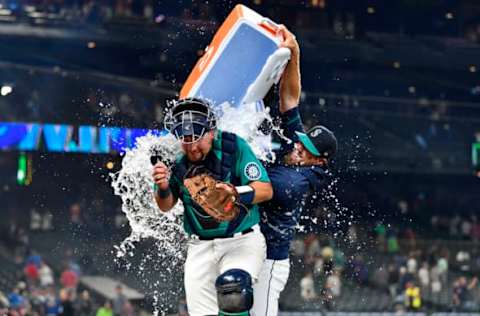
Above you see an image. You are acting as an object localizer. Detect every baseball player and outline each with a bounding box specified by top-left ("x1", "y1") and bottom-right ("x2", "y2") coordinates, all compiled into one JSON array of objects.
[
  {"x1": 152, "y1": 97, "x2": 273, "y2": 316},
  {"x1": 251, "y1": 25, "x2": 338, "y2": 316}
]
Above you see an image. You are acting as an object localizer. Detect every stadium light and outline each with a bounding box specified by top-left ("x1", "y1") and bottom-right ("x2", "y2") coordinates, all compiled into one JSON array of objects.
[
  {"x1": 17, "y1": 153, "x2": 26, "y2": 185},
  {"x1": 17, "y1": 152, "x2": 32, "y2": 185},
  {"x1": 106, "y1": 161, "x2": 115, "y2": 170},
  {"x1": 1, "y1": 85, "x2": 12, "y2": 96}
]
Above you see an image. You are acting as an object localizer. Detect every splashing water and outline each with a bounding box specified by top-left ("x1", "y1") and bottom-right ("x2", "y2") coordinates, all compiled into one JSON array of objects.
[
  {"x1": 217, "y1": 101, "x2": 276, "y2": 162},
  {"x1": 111, "y1": 133, "x2": 186, "y2": 315},
  {"x1": 111, "y1": 133, "x2": 185, "y2": 260}
]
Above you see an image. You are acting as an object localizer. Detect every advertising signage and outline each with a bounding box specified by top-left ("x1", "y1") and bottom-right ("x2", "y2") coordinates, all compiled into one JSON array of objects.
[{"x1": 0, "y1": 122, "x2": 164, "y2": 154}]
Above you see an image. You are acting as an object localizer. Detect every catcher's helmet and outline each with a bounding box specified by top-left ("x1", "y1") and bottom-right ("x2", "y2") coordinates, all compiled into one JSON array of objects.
[{"x1": 164, "y1": 97, "x2": 217, "y2": 144}]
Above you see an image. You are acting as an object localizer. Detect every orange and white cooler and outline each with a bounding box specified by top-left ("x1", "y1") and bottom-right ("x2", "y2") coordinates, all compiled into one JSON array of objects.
[{"x1": 179, "y1": 4, "x2": 291, "y2": 111}]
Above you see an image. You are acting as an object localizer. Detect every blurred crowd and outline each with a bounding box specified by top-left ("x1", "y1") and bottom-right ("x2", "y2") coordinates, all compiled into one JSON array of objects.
[
  {"x1": 2, "y1": 199, "x2": 126, "y2": 267},
  {"x1": 431, "y1": 214, "x2": 480, "y2": 242},
  {"x1": 0, "y1": 207, "x2": 480, "y2": 316},
  {"x1": 0, "y1": 77, "x2": 162, "y2": 128},
  {"x1": 1, "y1": 191, "x2": 480, "y2": 313},
  {"x1": 1, "y1": 0, "x2": 480, "y2": 42},
  {"x1": 0, "y1": 251, "x2": 136, "y2": 316},
  {"x1": 1, "y1": 164, "x2": 480, "y2": 311},
  {"x1": 289, "y1": 218, "x2": 480, "y2": 312},
  {"x1": 2, "y1": 0, "x2": 242, "y2": 26}
]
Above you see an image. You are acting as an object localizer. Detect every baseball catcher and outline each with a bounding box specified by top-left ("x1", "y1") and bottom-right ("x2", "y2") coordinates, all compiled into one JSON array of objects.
[{"x1": 152, "y1": 97, "x2": 273, "y2": 316}]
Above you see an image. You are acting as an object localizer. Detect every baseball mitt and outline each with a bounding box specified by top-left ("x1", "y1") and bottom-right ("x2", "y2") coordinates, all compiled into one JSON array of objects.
[{"x1": 183, "y1": 174, "x2": 239, "y2": 222}]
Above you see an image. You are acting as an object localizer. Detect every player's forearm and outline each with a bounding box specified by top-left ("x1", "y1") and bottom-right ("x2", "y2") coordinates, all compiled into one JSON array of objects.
[
  {"x1": 154, "y1": 189, "x2": 176, "y2": 212},
  {"x1": 248, "y1": 181, "x2": 273, "y2": 204},
  {"x1": 279, "y1": 51, "x2": 301, "y2": 113}
]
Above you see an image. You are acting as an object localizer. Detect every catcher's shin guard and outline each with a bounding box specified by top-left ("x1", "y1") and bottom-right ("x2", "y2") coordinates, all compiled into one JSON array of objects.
[{"x1": 216, "y1": 269, "x2": 253, "y2": 316}]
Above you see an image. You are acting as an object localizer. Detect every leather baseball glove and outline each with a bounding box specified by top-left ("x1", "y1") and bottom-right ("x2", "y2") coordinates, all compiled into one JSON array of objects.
[{"x1": 183, "y1": 174, "x2": 240, "y2": 222}]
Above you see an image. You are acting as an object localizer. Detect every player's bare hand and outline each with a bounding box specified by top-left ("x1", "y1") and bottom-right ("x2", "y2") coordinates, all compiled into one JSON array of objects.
[
  {"x1": 277, "y1": 25, "x2": 299, "y2": 59},
  {"x1": 152, "y1": 162, "x2": 170, "y2": 190}
]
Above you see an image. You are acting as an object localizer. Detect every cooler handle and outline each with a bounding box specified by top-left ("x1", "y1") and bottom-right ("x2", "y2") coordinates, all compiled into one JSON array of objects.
[{"x1": 259, "y1": 18, "x2": 280, "y2": 36}]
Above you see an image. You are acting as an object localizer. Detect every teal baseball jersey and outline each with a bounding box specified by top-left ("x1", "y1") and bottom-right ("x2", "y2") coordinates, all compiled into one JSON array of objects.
[{"x1": 169, "y1": 130, "x2": 270, "y2": 238}]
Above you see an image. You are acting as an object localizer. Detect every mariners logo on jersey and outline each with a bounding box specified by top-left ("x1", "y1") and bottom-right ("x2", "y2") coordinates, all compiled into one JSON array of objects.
[{"x1": 244, "y1": 162, "x2": 262, "y2": 180}]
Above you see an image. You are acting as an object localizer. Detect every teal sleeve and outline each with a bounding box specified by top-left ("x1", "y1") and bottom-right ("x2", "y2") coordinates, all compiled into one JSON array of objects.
[{"x1": 235, "y1": 136, "x2": 270, "y2": 185}]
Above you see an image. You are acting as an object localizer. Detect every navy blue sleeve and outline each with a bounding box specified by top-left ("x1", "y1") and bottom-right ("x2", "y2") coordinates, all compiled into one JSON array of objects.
[
  {"x1": 277, "y1": 107, "x2": 306, "y2": 156},
  {"x1": 267, "y1": 165, "x2": 310, "y2": 208}
]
